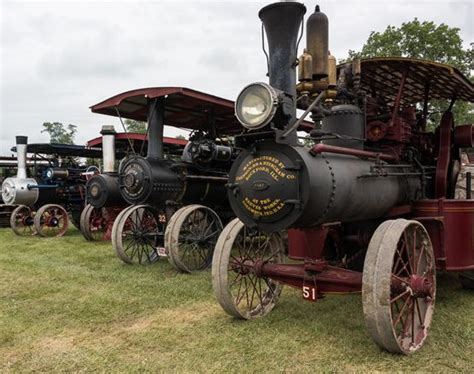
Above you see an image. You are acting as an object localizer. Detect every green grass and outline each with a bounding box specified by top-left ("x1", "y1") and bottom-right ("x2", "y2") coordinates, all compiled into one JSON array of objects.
[{"x1": 0, "y1": 227, "x2": 473, "y2": 372}]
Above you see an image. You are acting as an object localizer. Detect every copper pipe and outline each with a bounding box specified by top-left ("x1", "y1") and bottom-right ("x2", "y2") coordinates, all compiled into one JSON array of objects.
[{"x1": 309, "y1": 143, "x2": 397, "y2": 161}]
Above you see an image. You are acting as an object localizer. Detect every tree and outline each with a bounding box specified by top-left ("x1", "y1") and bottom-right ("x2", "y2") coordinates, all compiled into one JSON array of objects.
[
  {"x1": 175, "y1": 135, "x2": 186, "y2": 140},
  {"x1": 124, "y1": 119, "x2": 147, "y2": 134},
  {"x1": 346, "y1": 19, "x2": 474, "y2": 127},
  {"x1": 41, "y1": 122, "x2": 77, "y2": 144}
]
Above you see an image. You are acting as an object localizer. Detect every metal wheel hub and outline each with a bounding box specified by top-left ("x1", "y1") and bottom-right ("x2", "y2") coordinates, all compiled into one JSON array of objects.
[{"x1": 392, "y1": 275, "x2": 433, "y2": 298}]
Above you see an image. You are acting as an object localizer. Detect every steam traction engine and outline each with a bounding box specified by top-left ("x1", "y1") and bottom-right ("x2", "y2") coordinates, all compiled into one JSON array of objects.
[
  {"x1": 1, "y1": 137, "x2": 101, "y2": 237},
  {"x1": 80, "y1": 127, "x2": 187, "y2": 241},
  {"x1": 89, "y1": 87, "x2": 243, "y2": 270},
  {"x1": 211, "y1": 2, "x2": 474, "y2": 354}
]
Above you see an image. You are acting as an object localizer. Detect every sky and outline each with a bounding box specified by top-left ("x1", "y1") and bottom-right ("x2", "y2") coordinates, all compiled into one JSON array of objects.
[{"x1": 0, "y1": 0, "x2": 472, "y2": 154}]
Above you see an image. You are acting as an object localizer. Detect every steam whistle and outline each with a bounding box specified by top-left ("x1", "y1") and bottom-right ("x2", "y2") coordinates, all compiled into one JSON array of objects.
[{"x1": 297, "y1": 5, "x2": 336, "y2": 100}]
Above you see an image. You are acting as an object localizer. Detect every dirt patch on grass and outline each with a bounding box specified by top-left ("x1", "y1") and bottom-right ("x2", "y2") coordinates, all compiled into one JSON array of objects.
[{"x1": 121, "y1": 301, "x2": 220, "y2": 333}]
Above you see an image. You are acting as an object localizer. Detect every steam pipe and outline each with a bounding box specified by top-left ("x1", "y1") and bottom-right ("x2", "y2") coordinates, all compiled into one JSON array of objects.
[
  {"x1": 100, "y1": 125, "x2": 117, "y2": 173},
  {"x1": 15, "y1": 136, "x2": 28, "y2": 179},
  {"x1": 310, "y1": 143, "x2": 397, "y2": 161},
  {"x1": 147, "y1": 97, "x2": 165, "y2": 160}
]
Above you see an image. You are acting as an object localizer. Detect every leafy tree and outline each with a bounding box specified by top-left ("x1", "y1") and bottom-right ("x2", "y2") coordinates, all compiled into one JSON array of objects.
[
  {"x1": 346, "y1": 19, "x2": 474, "y2": 127},
  {"x1": 124, "y1": 119, "x2": 147, "y2": 134},
  {"x1": 41, "y1": 122, "x2": 77, "y2": 144},
  {"x1": 175, "y1": 135, "x2": 186, "y2": 140}
]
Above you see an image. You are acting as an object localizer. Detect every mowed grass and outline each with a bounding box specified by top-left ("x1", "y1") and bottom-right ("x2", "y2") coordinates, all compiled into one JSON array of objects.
[{"x1": 0, "y1": 227, "x2": 473, "y2": 372}]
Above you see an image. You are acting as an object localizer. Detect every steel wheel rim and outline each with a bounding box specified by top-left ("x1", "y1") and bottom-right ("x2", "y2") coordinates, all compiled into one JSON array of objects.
[
  {"x1": 34, "y1": 204, "x2": 69, "y2": 237},
  {"x1": 167, "y1": 205, "x2": 223, "y2": 273},
  {"x1": 80, "y1": 204, "x2": 93, "y2": 240},
  {"x1": 212, "y1": 218, "x2": 284, "y2": 320},
  {"x1": 114, "y1": 205, "x2": 164, "y2": 265},
  {"x1": 362, "y1": 219, "x2": 436, "y2": 354},
  {"x1": 10, "y1": 205, "x2": 36, "y2": 236}
]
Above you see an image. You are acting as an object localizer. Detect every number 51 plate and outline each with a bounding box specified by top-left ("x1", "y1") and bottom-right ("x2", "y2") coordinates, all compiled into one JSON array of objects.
[{"x1": 302, "y1": 285, "x2": 317, "y2": 302}]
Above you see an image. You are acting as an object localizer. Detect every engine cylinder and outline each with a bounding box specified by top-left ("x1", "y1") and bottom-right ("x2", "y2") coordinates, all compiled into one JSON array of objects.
[{"x1": 227, "y1": 141, "x2": 422, "y2": 232}]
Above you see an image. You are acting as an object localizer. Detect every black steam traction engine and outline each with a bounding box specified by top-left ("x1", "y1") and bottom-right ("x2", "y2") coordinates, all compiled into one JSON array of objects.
[
  {"x1": 211, "y1": 2, "x2": 474, "y2": 354},
  {"x1": 80, "y1": 128, "x2": 187, "y2": 241},
  {"x1": 1, "y1": 137, "x2": 102, "y2": 237},
  {"x1": 89, "y1": 88, "x2": 245, "y2": 270}
]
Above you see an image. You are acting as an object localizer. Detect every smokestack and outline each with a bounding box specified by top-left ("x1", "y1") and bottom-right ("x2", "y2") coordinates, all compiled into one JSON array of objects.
[
  {"x1": 100, "y1": 125, "x2": 117, "y2": 173},
  {"x1": 147, "y1": 97, "x2": 165, "y2": 160},
  {"x1": 306, "y1": 5, "x2": 329, "y2": 80},
  {"x1": 15, "y1": 136, "x2": 28, "y2": 179},
  {"x1": 259, "y1": 2, "x2": 306, "y2": 96}
]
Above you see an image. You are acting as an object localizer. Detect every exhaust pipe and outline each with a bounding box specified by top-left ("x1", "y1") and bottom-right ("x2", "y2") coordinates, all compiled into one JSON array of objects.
[
  {"x1": 147, "y1": 97, "x2": 165, "y2": 160},
  {"x1": 259, "y1": 1, "x2": 306, "y2": 97},
  {"x1": 15, "y1": 136, "x2": 28, "y2": 179},
  {"x1": 100, "y1": 125, "x2": 117, "y2": 173}
]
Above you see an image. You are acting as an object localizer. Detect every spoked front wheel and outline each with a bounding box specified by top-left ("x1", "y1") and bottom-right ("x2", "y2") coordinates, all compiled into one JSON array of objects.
[
  {"x1": 112, "y1": 204, "x2": 165, "y2": 265},
  {"x1": 10, "y1": 205, "x2": 36, "y2": 236},
  {"x1": 212, "y1": 218, "x2": 284, "y2": 320},
  {"x1": 82, "y1": 204, "x2": 108, "y2": 241},
  {"x1": 34, "y1": 204, "x2": 69, "y2": 237},
  {"x1": 165, "y1": 205, "x2": 223, "y2": 273},
  {"x1": 362, "y1": 219, "x2": 436, "y2": 354}
]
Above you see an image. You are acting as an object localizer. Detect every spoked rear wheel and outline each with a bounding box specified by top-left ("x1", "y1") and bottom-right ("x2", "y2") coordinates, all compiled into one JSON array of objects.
[
  {"x1": 80, "y1": 204, "x2": 94, "y2": 240},
  {"x1": 10, "y1": 205, "x2": 36, "y2": 236},
  {"x1": 362, "y1": 219, "x2": 436, "y2": 354},
  {"x1": 112, "y1": 204, "x2": 165, "y2": 265},
  {"x1": 34, "y1": 204, "x2": 69, "y2": 237},
  {"x1": 166, "y1": 205, "x2": 223, "y2": 273},
  {"x1": 212, "y1": 218, "x2": 284, "y2": 320},
  {"x1": 84, "y1": 205, "x2": 108, "y2": 241}
]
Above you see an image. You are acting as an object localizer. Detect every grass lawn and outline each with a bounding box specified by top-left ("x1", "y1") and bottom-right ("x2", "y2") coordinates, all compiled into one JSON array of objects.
[{"x1": 0, "y1": 227, "x2": 473, "y2": 372}]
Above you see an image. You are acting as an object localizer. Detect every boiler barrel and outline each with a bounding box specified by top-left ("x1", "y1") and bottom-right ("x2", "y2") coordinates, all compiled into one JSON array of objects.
[
  {"x1": 227, "y1": 140, "x2": 422, "y2": 232},
  {"x1": 86, "y1": 173, "x2": 124, "y2": 208}
]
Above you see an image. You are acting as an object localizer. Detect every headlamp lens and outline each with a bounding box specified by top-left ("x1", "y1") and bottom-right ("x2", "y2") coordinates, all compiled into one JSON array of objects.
[{"x1": 236, "y1": 83, "x2": 277, "y2": 129}]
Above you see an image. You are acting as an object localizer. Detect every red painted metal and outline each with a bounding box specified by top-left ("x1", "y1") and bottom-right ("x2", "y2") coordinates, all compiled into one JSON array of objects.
[
  {"x1": 414, "y1": 199, "x2": 474, "y2": 271},
  {"x1": 86, "y1": 132, "x2": 188, "y2": 148},
  {"x1": 453, "y1": 124, "x2": 474, "y2": 148},
  {"x1": 287, "y1": 227, "x2": 330, "y2": 260},
  {"x1": 309, "y1": 143, "x2": 397, "y2": 161},
  {"x1": 434, "y1": 112, "x2": 454, "y2": 198},
  {"x1": 243, "y1": 259, "x2": 362, "y2": 297}
]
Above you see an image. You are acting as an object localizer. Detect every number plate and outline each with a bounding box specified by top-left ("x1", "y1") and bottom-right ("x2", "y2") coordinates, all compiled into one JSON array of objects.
[
  {"x1": 157, "y1": 247, "x2": 167, "y2": 257},
  {"x1": 302, "y1": 285, "x2": 317, "y2": 302}
]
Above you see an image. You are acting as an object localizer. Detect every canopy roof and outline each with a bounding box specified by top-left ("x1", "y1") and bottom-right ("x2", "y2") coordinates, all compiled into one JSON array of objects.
[
  {"x1": 90, "y1": 87, "x2": 313, "y2": 135},
  {"x1": 86, "y1": 133, "x2": 187, "y2": 156},
  {"x1": 90, "y1": 87, "x2": 241, "y2": 136},
  {"x1": 343, "y1": 57, "x2": 474, "y2": 106},
  {"x1": 11, "y1": 143, "x2": 103, "y2": 158}
]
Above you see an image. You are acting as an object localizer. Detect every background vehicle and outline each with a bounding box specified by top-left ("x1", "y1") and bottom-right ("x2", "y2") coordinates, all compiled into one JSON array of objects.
[{"x1": 1, "y1": 137, "x2": 102, "y2": 237}]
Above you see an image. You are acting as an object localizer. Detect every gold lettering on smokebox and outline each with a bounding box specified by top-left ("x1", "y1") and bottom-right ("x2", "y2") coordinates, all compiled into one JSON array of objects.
[
  {"x1": 236, "y1": 156, "x2": 295, "y2": 182},
  {"x1": 237, "y1": 156, "x2": 294, "y2": 217}
]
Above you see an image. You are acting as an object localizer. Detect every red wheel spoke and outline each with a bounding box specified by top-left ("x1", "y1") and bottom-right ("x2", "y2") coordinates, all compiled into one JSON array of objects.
[{"x1": 391, "y1": 289, "x2": 410, "y2": 304}]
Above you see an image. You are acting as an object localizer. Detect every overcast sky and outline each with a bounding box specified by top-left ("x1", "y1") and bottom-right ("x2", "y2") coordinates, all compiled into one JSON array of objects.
[{"x1": 0, "y1": 0, "x2": 472, "y2": 154}]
